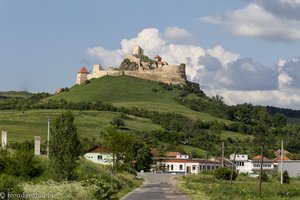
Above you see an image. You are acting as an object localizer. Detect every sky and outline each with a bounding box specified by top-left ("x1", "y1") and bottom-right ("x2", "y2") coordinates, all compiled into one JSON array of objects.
[{"x1": 1, "y1": 0, "x2": 300, "y2": 109}]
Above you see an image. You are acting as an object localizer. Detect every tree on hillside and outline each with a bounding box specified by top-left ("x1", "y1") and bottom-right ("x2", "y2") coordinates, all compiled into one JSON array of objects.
[
  {"x1": 272, "y1": 113, "x2": 287, "y2": 128},
  {"x1": 111, "y1": 116, "x2": 125, "y2": 128},
  {"x1": 101, "y1": 127, "x2": 135, "y2": 169},
  {"x1": 135, "y1": 145, "x2": 152, "y2": 172},
  {"x1": 49, "y1": 111, "x2": 80, "y2": 181}
]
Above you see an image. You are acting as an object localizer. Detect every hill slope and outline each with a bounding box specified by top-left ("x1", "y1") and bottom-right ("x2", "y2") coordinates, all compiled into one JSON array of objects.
[{"x1": 50, "y1": 75, "x2": 229, "y2": 122}]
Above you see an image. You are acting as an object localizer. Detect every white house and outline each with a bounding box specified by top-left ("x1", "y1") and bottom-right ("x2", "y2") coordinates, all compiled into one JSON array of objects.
[
  {"x1": 160, "y1": 158, "x2": 221, "y2": 174},
  {"x1": 230, "y1": 154, "x2": 275, "y2": 174},
  {"x1": 230, "y1": 154, "x2": 252, "y2": 174},
  {"x1": 84, "y1": 146, "x2": 113, "y2": 165}
]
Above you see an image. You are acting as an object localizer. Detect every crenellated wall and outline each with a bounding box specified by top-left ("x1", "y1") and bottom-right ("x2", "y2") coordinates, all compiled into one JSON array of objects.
[{"x1": 85, "y1": 64, "x2": 187, "y2": 85}]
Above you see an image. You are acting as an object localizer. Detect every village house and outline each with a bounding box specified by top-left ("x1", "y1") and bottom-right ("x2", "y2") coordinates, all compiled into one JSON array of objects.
[
  {"x1": 229, "y1": 154, "x2": 275, "y2": 175},
  {"x1": 84, "y1": 146, "x2": 113, "y2": 165},
  {"x1": 155, "y1": 153, "x2": 222, "y2": 174}
]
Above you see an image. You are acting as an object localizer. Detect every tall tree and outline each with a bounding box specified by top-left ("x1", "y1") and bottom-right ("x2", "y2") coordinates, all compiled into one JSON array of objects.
[
  {"x1": 135, "y1": 145, "x2": 152, "y2": 172},
  {"x1": 101, "y1": 127, "x2": 134, "y2": 169},
  {"x1": 49, "y1": 111, "x2": 80, "y2": 181}
]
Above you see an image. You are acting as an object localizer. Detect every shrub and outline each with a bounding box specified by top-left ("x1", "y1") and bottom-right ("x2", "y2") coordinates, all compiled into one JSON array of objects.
[
  {"x1": 81, "y1": 176, "x2": 117, "y2": 199},
  {"x1": 111, "y1": 117, "x2": 125, "y2": 128},
  {"x1": 214, "y1": 168, "x2": 237, "y2": 181},
  {"x1": 283, "y1": 170, "x2": 290, "y2": 184},
  {"x1": 259, "y1": 172, "x2": 269, "y2": 182},
  {"x1": 0, "y1": 174, "x2": 24, "y2": 200}
]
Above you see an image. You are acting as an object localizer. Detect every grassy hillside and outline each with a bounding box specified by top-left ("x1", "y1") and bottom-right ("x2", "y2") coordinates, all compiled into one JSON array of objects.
[
  {"x1": 0, "y1": 109, "x2": 163, "y2": 143},
  {"x1": 50, "y1": 76, "x2": 229, "y2": 123},
  {"x1": 0, "y1": 91, "x2": 32, "y2": 98}
]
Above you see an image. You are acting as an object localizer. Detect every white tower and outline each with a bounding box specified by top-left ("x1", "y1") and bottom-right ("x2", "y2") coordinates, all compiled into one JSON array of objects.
[
  {"x1": 133, "y1": 45, "x2": 144, "y2": 56},
  {"x1": 76, "y1": 67, "x2": 89, "y2": 85}
]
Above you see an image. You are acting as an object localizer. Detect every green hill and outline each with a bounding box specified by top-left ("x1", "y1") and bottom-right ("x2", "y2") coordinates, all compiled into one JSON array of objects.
[
  {"x1": 0, "y1": 109, "x2": 163, "y2": 143},
  {"x1": 50, "y1": 75, "x2": 229, "y2": 123},
  {"x1": 0, "y1": 91, "x2": 32, "y2": 98}
]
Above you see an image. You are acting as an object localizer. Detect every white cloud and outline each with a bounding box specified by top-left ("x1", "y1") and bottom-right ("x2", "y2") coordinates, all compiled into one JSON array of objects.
[
  {"x1": 206, "y1": 45, "x2": 239, "y2": 69},
  {"x1": 86, "y1": 27, "x2": 300, "y2": 109},
  {"x1": 87, "y1": 47, "x2": 124, "y2": 67},
  {"x1": 207, "y1": 89, "x2": 300, "y2": 110},
  {"x1": 201, "y1": 1, "x2": 300, "y2": 41},
  {"x1": 163, "y1": 26, "x2": 197, "y2": 44}
]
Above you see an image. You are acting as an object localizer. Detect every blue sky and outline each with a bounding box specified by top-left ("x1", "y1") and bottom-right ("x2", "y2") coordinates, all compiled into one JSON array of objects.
[{"x1": 1, "y1": 0, "x2": 300, "y2": 109}]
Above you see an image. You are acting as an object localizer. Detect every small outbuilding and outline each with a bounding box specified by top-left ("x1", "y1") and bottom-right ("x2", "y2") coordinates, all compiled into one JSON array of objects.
[{"x1": 84, "y1": 146, "x2": 113, "y2": 165}]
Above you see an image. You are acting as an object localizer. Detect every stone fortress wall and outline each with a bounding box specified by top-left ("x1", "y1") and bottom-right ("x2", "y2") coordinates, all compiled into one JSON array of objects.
[{"x1": 76, "y1": 46, "x2": 187, "y2": 85}]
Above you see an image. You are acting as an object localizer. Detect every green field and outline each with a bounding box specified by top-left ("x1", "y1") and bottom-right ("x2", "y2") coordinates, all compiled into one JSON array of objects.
[
  {"x1": 0, "y1": 109, "x2": 163, "y2": 143},
  {"x1": 178, "y1": 174, "x2": 300, "y2": 200},
  {"x1": 220, "y1": 131, "x2": 254, "y2": 141}
]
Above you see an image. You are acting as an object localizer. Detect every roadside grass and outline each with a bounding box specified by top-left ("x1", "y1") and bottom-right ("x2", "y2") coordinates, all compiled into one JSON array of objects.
[
  {"x1": 177, "y1": 174, "x2": 300, "y2": 200},
  {"x1": 23, "y1": 157, "x2": 142, "y2": 200},
  {"x1": 0, "y1": 109, "x2": 163, "y2": 143}
]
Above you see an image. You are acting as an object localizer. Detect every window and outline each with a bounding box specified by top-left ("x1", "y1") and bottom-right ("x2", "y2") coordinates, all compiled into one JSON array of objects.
[
  {"x1": 97, "y1": 155, "x2": 102, "y2": 160},
  {"x1": 179, "y1": 165, "x2": 183, "y2": 170},
  {"x1": 171, "y1": 165, "x2": 173, "y2": 170},
  {"x1": 192, "y1": 165, "x2": 197, "y2": 170}
]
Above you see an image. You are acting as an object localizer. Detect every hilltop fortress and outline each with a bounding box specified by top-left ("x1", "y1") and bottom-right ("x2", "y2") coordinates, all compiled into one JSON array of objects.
[{"x1": 76, "y1": 46, "x2": 187, "y2": 85}]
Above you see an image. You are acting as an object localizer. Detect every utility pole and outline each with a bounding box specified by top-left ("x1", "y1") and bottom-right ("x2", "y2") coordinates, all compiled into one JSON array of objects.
[
  {"x1": 230, "y1": 148, "x2": 236, "y2": 184},
  {"x1": 280, "y1": 140, "x2": 284, "y2": 184},
  {"x1": 259, "y1": 145, "x2": 264, "y2": 196},
  {"x1": 47, "y1": 119, "x2": 50, "y2": 156},
  {"x1": 221, "y1": 142, "x2": 225, "y2": 168}
]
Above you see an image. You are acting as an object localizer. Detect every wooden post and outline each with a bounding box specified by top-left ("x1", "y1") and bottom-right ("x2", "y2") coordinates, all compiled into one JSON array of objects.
[
  {"x1": 280, "y1": 140, "x2": 284, "y2": 184},
  {"x1": 47, "y1": 119, "x2": 50, "y2": 156},
  {"x1": 221, "y1": 142, "x2": 225, "y2": 168},
  {"x1": 230, "y1": 149, "x2": 236, "y2": 184},
  {"x1": 259, "y1": 145, "x2": 264, "y2": 196}
]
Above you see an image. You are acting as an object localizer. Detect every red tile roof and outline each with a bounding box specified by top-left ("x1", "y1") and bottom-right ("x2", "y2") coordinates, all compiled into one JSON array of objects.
[
  {"x1": 252, "y1": 155, "x2": 270, "y2": 160},
  {"x1": 86, "y1": 146, "x2": 112, "y2": 153},
  {"x1": 79, "y1": 66, "x2": 89, "y2": 74},
  {"x1": 251, "y1": 155, "x2": 273, "y2": 163},
  {"x1": 272, "y1": 155, "x2": 290, "y2": 162}
]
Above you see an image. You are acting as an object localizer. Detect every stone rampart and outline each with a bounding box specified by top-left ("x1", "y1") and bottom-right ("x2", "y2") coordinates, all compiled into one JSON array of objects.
[{"x1": 86, "y1": 64, "x2": 187, "y2": 85}]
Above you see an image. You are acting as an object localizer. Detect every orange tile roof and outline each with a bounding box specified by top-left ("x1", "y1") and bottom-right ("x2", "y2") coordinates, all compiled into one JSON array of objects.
[
  {"x1": 79, "y1": 66, "x2": 89, "y2": 74},
  {"x1": 272, "y1": 155, "x2": 290, "y2": 162},
  {"x1": 252, "y1": 155, "x2": 270, "y2": 160},
  {"x1": 86, "y1": 146, "x2": 112, "y2": 153}
]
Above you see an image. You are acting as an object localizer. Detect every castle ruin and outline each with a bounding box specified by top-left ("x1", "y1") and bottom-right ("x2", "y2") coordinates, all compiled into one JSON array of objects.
[{"x1": 76, "y1": 46, "x2": 187, "y2": 85}]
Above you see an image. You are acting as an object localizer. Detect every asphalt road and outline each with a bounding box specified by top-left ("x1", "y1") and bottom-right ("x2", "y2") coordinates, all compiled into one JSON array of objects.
[{"x1": 121, "y1": 173, "x2": 189, "y2": 200}]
